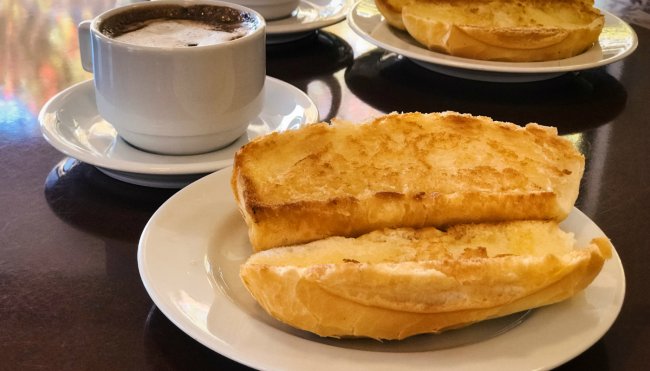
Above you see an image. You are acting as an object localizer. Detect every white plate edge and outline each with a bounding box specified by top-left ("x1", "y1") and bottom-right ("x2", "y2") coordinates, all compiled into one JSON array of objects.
[{"x1": 137, "y1": 167, "x2": 627, "y2": 371}]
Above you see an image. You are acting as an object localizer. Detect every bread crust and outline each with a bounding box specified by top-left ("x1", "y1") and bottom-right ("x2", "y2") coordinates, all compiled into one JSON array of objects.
[
  {"x1": 384, "y1": 0, "x2": 604, "y2": 62},
  {"x1": 240, "y1": 222, "x2": 612, "y2": 340},
  {"x1": 232, "y1": 112, "x2": 584, "y2": 251},
  {"x1": 375, "y1": 0, "x2": 413, "y2": 30}
]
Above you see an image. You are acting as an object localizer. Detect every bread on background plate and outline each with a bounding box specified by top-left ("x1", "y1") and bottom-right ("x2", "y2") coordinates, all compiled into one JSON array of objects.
[
  {"x1": 376, "y1": 0, "x2": 604, "y2": 62},
  {"x1": 231, "y1": 111, "x2": 585, "y2": 251},
  {"x1": 375, "y1": 0, "x2": 413, "y2": 30},
  {"x1": 240, "y1": 220, "x2": 612, "y2": 340}
]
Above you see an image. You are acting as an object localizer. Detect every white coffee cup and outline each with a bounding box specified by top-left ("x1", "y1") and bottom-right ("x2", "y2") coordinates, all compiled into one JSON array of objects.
[
  {"x1": 78, "y1": 0, "x2": 266, "y2": 155},
  {"x1": 231, "y1": 0, "x2": 301, "y2": 20}
]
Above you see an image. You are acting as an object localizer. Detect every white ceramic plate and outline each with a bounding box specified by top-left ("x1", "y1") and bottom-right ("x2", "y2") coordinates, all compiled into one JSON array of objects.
[
  {"x1": 348, "y1": 0, "x2": 638, "y2": 82},
  {"x1": 138, "y1": 167, "x2": 625, "y2": 370},
  {"x1": 267, "y1": 0, "x2": 350, "y2": 43},
  {"x1": 39, "y1": 77, "x2": 319, "y2": 188}
]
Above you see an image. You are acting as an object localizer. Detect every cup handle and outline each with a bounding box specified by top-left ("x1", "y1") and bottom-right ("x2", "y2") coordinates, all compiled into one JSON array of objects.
[{"x1": 78, "y1": 20, "x2": 93, "y2": 72}]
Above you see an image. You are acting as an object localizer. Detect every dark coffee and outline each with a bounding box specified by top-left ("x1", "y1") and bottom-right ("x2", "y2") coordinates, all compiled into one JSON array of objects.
[{"x1": 100, "y1": 4, "x2": 259, "y2": 47}]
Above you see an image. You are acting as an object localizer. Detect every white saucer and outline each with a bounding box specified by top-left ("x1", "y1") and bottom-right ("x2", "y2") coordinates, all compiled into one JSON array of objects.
[
  {"x1": 348, "y1": 0, "x2": 638, "y2": 82},
  {"x1": 39, "y1": 77, "x2": 319, "y2": 188},
  {"x1": 138, "y1": 167, "x2": 625, "y2": 370},
  {"x1": 267, "y1": 0, "x2": 350, "y2": 43}
]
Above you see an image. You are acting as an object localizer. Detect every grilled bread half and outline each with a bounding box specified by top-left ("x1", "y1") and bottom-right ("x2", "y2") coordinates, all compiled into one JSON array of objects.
[
  {"x1": 231, "y1": 112, "x2": 584, "y2": 251},
  {"x1": 375, "y1": 0, "x2": 413, "y2": 30},
  {"x1": 240, "y1": 220, "x2": 612, "y2": 339},
  {"x1": 378, "y1": 0, "x2": 604, "y2": 62}
]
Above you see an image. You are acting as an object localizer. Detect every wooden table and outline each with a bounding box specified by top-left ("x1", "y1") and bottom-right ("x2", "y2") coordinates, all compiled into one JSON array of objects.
[{"x1": 1, "y1": 0, "x2": 648, "y2": 369}]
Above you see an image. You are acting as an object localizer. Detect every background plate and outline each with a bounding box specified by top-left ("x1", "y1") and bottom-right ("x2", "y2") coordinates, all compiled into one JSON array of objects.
[
  {"x1": 267, "y1": 0, "x2": 350, "y2": 35},
  {"x1": 348, "y1": 0, "x2": 638, "y2": 82}
]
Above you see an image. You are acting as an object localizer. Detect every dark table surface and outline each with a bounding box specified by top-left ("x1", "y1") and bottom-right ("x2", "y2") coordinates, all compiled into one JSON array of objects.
[{"x1": 1, "y1": 0, "x2": 649, "y2": 370}]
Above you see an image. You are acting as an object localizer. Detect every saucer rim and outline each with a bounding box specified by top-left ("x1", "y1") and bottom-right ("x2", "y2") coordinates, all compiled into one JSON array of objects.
[
  {"x1": 38, "y1": 77, "x2": 319, "y2": 176},
  {"x1": 266, "y1": 0, "x2": 350, "y2": 35}
]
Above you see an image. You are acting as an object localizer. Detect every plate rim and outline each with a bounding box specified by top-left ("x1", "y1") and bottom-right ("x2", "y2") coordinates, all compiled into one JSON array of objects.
[
  {"x1": 347, "y1": 0, "x2": 638, "y2": 75},
  {"x1": 38, "y1": 77, "x2": 319, "y2": 176},
  {"x1": 138, "y1": 167, "x2": 626, "y2": 371},
  {"x1": 267, "y1": 0, "x2": 350, "y2": 35}
]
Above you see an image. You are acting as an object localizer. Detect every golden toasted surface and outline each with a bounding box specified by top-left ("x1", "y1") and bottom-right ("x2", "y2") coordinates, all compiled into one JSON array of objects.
[
  {"x1": 406, "y1": 0, "x2": 601, "y2": 28},
  {"x1": 379, "y1": 0, "x2": 604, "y2": 61},
  {"x1": 375, "y1": 0, "x2": 413, "y2": 29},
  {"x1": 239, "y1": 112, "x2": 581, "y2": 202},
  {"x1": 232, "y1": 112, "x2": 584, "y2": 250},
  {"x1": 240, "y1": 221, "x2": 612, "y2": 339}
]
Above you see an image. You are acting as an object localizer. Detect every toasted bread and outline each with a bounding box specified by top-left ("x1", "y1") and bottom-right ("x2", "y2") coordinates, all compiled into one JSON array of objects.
[
  {"x1": 240, "y1": 220, "x2": 612, "y2": 339},
  {"x1": 380, "y1": 0, "x2": 604, "y2": 62},
  {"x1": 375, "y1": 0, "x2": 413, "y2": 30},
  {"x1": 231, "y1": 112, "x2": 584, "y2": 251}
]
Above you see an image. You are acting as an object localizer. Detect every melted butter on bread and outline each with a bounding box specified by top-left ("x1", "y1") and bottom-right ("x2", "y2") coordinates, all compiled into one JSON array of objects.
[
  {"x1": 240, "y1": 221, "x2": 612, "y2": 339},
  {"x1": 376, "y1": 0, "x2": 604, "y2": 61},
  {"x1": 232, "y1": 112, "x2": 584, "y2": 251}
]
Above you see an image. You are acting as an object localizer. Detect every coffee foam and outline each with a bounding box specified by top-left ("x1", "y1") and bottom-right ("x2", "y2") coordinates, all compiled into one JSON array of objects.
[
  {"x1": 113, "y1": 19, "x2": 246, "y2": 47},
  {"x1": 100, "y1": 4, "x2": 259, "y2": 47}
]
